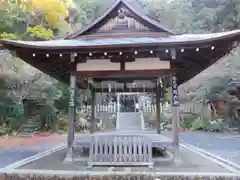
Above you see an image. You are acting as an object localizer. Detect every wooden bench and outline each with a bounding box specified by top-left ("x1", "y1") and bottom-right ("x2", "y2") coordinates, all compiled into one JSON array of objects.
[{"x1": 88, "y1": 135, "x2": 153, "y2": 168}]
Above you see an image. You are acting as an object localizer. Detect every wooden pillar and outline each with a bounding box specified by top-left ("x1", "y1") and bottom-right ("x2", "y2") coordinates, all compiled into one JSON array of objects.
[
  {"x1": 65, "y1": 54, "x2": 76, "y2": 162},
  {"x1": 171, "y1": 75, "x2": 180, "y2": 155},
  {"x1": 90, "y1": 89, "x2": 96, "y2": 133},
  {"x1": 116, "y1": 93, "x2": 120, "y2": 130},
  {"x1": 156, "y1": 82, "x2": 161, "y2": 134}
]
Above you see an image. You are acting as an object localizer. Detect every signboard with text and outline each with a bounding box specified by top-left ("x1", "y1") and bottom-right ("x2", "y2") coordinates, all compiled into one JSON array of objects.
[{"x1": 172, "y1": 75, "x2": 179, "y2": 107}]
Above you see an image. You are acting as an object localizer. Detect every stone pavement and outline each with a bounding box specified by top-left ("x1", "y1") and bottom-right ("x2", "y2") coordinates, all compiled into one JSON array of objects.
[
  {"x1": 180, "y1": 131, "x2": 240, "y2": 166},
  {"x1": 17, "y1": 146, "x2": 231, "y2": 173},
  {"x1": 0, "y1": 134, "x2": 66, "y2": 168}
]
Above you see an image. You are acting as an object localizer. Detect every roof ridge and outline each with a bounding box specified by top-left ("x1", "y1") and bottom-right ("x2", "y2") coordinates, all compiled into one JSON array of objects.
[
  {"x1": 65, "y1": 0, "x2": 174, "y2": 39},
  {"x1": 120, "y1": 0, "x2": 174, "y2": 34},
  {"x1": 65, "y1": 0, "x2": 121, "y2": 39}
]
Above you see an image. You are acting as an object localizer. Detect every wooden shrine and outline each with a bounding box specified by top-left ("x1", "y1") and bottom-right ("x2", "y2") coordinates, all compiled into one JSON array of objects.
[{"x1": 1, "y1": 0, "x2": 240, "y2": 166}]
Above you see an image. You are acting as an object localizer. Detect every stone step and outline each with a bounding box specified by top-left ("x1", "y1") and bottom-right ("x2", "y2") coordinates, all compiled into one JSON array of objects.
[
  {"x1": 22, "y1": 123, "x2": 39, "y2": 128},
  {"x1": 19, "y1": 113, "x2": 41, "y2": 134},
  {"x1": 19, "y1": 133, "x2": 34, "y2": 137},
  {"x1": 24, "y1": 120, "x2": 39, "y2": 123},
  {"x1": 22, "y1": 128, "x2": 35, "y2": 133},
  {"x1": 27, "y1": 116, "x2": 40, "y2": 119},
  {"x1": 118, "y1": 112, "x2": 142, "y2": 130}
]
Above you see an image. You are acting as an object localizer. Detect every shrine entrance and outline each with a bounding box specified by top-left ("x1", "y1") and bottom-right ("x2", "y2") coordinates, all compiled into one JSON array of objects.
[{"x1": 118, "y1": 93, "x2": 139, "y2": 112}]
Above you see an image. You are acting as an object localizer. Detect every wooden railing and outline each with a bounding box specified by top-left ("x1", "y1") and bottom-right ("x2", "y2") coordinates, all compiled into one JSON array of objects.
[
  {"x1": 77, "y1": 104, "x2": 117, "y2": 114},
  {"x1": 77, "y1": 103, "x2": 202, "y2": 114},
  {"x1": 88, "y1": 135, "x2": 153, "y2": 168}
]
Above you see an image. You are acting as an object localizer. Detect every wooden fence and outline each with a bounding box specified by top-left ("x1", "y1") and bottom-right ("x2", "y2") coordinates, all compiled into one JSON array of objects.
[
  {"x1": 77, "y1": 103, "x2": 202, "y2": 114},
  {"x1": 88, "y1": 135, "x2": 153, "y2": 168}
]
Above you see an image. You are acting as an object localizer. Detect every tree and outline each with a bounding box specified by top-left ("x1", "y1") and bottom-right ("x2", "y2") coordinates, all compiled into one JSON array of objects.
[
  {"x1": 0, "y1": 0, "x2": 70, "y2": 40},
  {"x1": 67, "y1": 0, "x2": 113, "y2": 33}
]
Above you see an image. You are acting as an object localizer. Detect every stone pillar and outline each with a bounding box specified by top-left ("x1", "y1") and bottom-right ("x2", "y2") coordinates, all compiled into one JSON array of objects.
[
  {"x1": 64, "y1": 54, "x2": 76, "y2": 163},
  {"x1": 90, "y1": 89, "x2": 96, "y2": 133},
  {"x1": 156, "y1": 83, "x2": 161, "y2": 134},
  {"x1": 171, "y1": 75, "x2": 180, "y2": 157}
]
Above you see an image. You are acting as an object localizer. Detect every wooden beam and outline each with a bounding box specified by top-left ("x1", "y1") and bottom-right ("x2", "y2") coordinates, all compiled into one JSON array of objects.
[
  {"x1": 171, "y1": 75, "x2": 180, "y2": 159},
  {"x1": 93, "y1": 77, "x2": 156, "y2": 82},
  {"x1": 80, "y1": 32, "x2": 170, "y2": 40},
  {"x1": 156, "y1": 82, "x2": 161, "y2": 134},
  {"x1": 65, "y1": 72, "x2": 76, "y2": 162},
  {"x1": 94, "y1": 87, "x2": 156, "y2": 93},
  {"x1": 75, "y1": 69, "x2": 175, "y2": 78},
  {"x1": 90, "y1": 89, "x2": 96, "y2": 133}
]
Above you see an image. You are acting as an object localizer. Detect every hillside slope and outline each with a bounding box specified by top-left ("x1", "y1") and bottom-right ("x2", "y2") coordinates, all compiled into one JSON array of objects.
[{"x1": 179, "y1": 47, "x2": 240, "y2": 101}]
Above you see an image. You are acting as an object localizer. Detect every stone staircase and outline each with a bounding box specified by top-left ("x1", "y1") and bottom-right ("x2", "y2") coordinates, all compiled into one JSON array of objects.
[
  {"x1": 117, "y1": 112, "x2": 144, "y2": 131},
  {"x1": 19, "y1": 110, "x2": 41, "y2": 137}
]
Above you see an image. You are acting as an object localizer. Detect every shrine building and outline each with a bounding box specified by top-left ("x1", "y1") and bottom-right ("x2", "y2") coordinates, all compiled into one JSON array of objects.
[{"x1": 1, "y1": 0, "x2": 240, "y2": 163}]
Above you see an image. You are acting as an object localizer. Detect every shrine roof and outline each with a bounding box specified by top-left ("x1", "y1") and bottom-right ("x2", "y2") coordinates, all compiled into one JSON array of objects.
[
  {"x1": 1, "y1": 30, "x2": 240, "y2": 50},
  {"x1": 66, "y1": 0, "x2": 174, "y2": 39}
]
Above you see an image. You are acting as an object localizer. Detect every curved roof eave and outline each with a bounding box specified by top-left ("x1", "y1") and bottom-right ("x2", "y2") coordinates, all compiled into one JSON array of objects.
[{"x1": 1, "y1": 29, "x2": 240, "y2": 50}]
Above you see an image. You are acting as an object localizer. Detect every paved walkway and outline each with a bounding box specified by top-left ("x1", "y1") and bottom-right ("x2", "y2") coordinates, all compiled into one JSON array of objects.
[
  {"x1": 1, "y1": 131, "x2": 240, "y2": 169},
  {"x1": 180, "y1": 131, "x2": 240, "y2": 166},
  {"x1": 0, "y1": 134, "x2": 66, "y2": 168}
]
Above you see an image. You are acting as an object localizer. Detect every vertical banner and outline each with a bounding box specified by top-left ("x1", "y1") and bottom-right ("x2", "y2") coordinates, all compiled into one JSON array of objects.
[
  {"x1": 69, "y1": 75, "x2": 76, "y2": 107},
  {"x1": 172, "y1": 75, "x2": 179, "y2": 107}
]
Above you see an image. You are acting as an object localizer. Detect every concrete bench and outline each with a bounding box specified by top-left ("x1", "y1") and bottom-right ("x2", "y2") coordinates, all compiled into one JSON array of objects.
[{"x1": 88, "y1": 135, "x2": 153, "y2": 168}]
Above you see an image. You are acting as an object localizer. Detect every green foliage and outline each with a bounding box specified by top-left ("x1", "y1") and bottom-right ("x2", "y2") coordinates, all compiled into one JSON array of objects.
[
  {"x1": 27, "y1": 25, "x2": 54, "y2": 40},
  {"x1": 145, "y1": 0, "x2": 240, "y2": 33},
  {"x1": 191, "y1": 117, "x2": 208, "y2": 130},
  {"x1": 58, "y1": 118, "x2": 68, "y2": 132},
  {"x1": 72, "y1": 0, "x2": 113, "y2": 25},
  {"x1": 0, "y1": 0, "x2": 28, "y2": 34},
  {"x1": 0, "y1": 79, "x2": 7, "y2": 89},
  {"x1": 40, "y1": 104, "x2": 57, "y2": 131},
  {"x1": 0, "y1": 111, "x2": 23, "y2": 134},
  {"x1": 0, "y1": 32, "x2": 19, "y2": 39},
  {"x1": 181, "y1": 115, "x2": 198, "y2": 128},
  {"x1": 0, "y1": 123, "x2": 8, "y2": 135},
  {"x1": 54, "y1": 83, "x2": 70, "y2": 113}
]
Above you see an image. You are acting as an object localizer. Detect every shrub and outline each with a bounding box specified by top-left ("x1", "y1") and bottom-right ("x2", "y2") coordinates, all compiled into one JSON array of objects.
[
  {"x1": 0, "y1": 32, "x2": 19, "y2": 39},
  {"x1": 58, "y1": 118, "x2": 68, "y2": 132},
  {"x1": 191, "y1": 117, "x2": 208, "y2": 131},
  {"x1": 0, "y1": 123, "x2": 8, "y2": 135},
  {"x1": 181, "y1": 115, "x2": 197, "y2": 129},
  {"x1": 27, "y1": 25, "x2": 54, "y2": 40}
]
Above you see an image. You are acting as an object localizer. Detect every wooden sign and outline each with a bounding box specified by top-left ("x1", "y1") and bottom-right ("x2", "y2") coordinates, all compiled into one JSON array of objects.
[
  {"x1": 69, "y1": 76, "x2": 76, "y2": 107},
  {"x1": 172, "y1": 75, "x2": 179, "y2": 107}
]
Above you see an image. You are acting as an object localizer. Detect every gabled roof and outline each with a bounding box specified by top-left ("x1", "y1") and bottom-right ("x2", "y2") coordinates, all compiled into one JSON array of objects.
[{"x1": 65, "y1": 0, "x2": 174, "y2": 39}]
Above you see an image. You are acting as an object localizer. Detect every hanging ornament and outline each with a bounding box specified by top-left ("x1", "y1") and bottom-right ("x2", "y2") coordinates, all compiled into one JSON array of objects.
[
  {"x1": 108, "y1": 84, "x2": 111, "y2": 93},
  {"x1": 159, "y1": 78, "x2": 163, "y2": 88}
]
